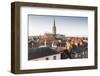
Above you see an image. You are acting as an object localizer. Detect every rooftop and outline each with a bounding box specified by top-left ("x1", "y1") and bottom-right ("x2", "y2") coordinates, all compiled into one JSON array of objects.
[{"x1": 28, "y1": 47, "x2": 59, "y2": 60}]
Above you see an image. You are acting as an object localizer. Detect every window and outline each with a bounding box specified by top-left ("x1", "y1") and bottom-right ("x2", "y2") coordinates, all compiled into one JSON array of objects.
[
  {"x1": 46, "y1": 57, "x2": 49, "y2": 60},
  {"x1": 53, "y1": 56, "x2": 56, "y2": 60}
]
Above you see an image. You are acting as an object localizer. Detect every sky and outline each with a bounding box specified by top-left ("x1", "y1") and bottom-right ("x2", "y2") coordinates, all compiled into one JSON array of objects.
[{"x1": 28, "y1": 15, "x2": 88, "y2": 37}]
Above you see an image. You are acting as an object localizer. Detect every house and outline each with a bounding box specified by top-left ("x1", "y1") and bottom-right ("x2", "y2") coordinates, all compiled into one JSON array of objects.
[{"x1": 28, "y1": 47, "x2": 61, "y2": 61}]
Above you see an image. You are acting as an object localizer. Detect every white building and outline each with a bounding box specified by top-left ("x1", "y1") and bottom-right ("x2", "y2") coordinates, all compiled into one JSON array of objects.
[{"x1": 33, "y1": 54, "x2": 60, "y2": 61}]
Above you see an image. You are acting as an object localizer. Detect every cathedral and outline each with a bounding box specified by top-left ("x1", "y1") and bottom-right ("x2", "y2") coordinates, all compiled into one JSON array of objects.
[{"x1": 40, "y1": 18, "x2": 57, "y2": 47}]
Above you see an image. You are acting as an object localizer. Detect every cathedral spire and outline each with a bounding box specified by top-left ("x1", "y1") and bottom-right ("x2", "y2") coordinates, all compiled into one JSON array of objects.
[
  {"x1": 54, "y1": 18, "x2": 55, "y2": 27},
  {"x1": 52, "y1": 18, "x2": 56, "y2": 36}
]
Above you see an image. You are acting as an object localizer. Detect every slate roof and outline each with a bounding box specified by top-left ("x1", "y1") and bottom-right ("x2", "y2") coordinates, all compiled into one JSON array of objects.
[{"x1": 28, "y1": 47, "x2": 59, "y2": 60}]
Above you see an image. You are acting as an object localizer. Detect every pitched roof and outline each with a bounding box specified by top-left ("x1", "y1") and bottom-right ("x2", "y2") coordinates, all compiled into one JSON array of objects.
[{"x1": 28, "y1": 47, "x2": 59, "y2": 60}]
